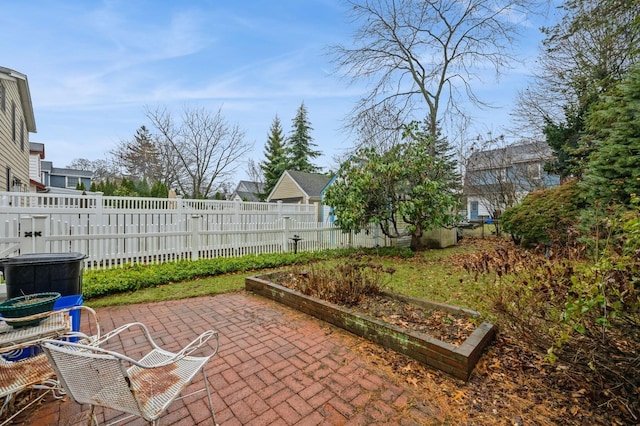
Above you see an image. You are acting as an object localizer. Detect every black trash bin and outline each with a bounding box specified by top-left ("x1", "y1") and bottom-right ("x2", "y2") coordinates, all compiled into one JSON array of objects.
[{"x1": 0, "y1": 252, "x2": 87, "y2": 299}]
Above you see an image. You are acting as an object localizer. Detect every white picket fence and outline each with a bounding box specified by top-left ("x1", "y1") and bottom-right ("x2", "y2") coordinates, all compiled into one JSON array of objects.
[{"x1": 0, "y1": 192, "x2": 388, "y2": 270}]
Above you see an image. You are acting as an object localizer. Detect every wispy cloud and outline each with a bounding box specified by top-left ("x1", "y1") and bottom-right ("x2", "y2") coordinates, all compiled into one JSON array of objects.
[{"x1": 2, "y1": 0, "x2": 550, "y2": 173}]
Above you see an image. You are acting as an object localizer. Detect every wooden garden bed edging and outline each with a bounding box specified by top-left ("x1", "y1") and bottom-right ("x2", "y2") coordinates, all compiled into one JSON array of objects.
[{"x1": 245, "y1": 274, "x2": 495, "y2": 381}]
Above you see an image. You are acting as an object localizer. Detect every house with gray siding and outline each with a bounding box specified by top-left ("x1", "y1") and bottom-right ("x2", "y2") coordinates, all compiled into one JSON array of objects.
[
  {"x1": 41, "y1": 161, "x2": 93, "y2": 190},
  {"x1": 464, "y1": 140, "x2": 560, "y2": 220}
]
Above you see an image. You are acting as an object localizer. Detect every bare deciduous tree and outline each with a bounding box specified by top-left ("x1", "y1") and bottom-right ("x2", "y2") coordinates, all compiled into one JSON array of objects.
[
  {"x1": 351, "y1": 103, "x2": 405, "y2": 153},
  {"x1": 67, "y1": 158, "x2": 119, "y2": 183},
  {"x1": 246, "y1": 158, "x2": 264, "y2": 187},
  {"x1": 146, "y1": 106, "x2": 252, "y2": 199},
  {"x1": 513, "y1": 0, "x2": 640, "y2": 136},
  {"x1": 331, "y1": 0, "x2": 540, "y2": 142}
]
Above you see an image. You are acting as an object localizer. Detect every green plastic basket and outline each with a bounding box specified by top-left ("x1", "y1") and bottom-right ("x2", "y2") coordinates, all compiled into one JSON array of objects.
[{"x1": 0, "y1": 292, "x2": 61, "y2": 328}]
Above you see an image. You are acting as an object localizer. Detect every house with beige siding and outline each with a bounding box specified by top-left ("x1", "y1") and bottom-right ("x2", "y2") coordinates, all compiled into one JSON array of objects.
[
  {"x1": 267, "y1": 170, "x2": 332, "y2": 221},
  {"x1": 267, "y1": 170, "x2": 332, "y2": 204},
  {"x1": 0, "y1": 67, "x2": 36, "y2": 192}
]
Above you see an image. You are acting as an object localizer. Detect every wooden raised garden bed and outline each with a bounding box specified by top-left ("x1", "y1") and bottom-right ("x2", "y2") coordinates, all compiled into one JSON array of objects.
[{"x1": 246, "y1": 274, "x2": 495, "y2": 381}]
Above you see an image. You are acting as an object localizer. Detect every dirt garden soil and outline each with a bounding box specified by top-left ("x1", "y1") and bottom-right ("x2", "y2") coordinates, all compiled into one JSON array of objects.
[{"x1": 356, "y1": 293, "x2": 477, "y2": 346}]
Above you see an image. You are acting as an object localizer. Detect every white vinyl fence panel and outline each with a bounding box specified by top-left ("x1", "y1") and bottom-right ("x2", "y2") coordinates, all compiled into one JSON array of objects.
[{"x1": 0, "y1": 192, "x2": 388, "y2": 270}]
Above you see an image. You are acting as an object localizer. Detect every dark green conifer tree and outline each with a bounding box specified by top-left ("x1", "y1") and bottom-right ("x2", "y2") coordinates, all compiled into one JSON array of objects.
[
  {"x1": 260, "y1": 115, "x2": 289, "y2": 197},
  {"x1": 286, "y1": 102, "x2": 321, "y2": 173}
]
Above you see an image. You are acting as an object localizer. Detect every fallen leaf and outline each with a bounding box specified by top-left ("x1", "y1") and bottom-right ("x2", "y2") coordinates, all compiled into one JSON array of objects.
[
  {"x1": 452, "y1": 390, "x2": 466, "y2": 402},
  {"x1": 571, "y1": 389, "x2": 587, "y2": 398}
]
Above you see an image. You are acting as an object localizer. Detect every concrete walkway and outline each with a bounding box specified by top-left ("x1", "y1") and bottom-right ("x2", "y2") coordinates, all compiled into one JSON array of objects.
[{"x1": 17, "y1": 292, "x2": 435, "y2": 425}]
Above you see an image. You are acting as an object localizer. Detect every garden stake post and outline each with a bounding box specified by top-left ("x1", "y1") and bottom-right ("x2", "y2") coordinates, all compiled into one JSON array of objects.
[{"x1": 290, "y1": 235, "x2": 302, "y2": 254}]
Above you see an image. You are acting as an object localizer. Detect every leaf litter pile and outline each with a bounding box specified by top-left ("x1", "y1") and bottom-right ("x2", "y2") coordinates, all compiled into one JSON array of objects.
[
  {"x1": 356, "y1": 294, "x2": 476, "y2": 346},
  {"x1": 274, "y1": 260, "x2": 477, "y2": 346},
  {"x1": 276, "y1": 238, "x2": 626, "y2": 425},
  {"x1": 346, "y1": 329, "x2": 601, "y2": 426}
]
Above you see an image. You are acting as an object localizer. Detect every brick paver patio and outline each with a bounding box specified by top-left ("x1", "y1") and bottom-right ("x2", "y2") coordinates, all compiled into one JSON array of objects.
[{"x1": 15, "y1": 292, "x2": 436, "y2": 425}]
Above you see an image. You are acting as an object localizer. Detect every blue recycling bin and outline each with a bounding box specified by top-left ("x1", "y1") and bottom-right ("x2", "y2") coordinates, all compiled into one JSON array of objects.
[{"x1": 54, "y1": 294, "x2": 84, "y2": 334}]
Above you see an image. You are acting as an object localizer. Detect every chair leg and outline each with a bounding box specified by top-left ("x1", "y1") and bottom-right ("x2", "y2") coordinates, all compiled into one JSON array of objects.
[
  {"x1": 87, "y1": 405, "x2": 95, "y2": 426},
  {"x1": 202, "y1": 369, "x2": 218, "y2": 426}
]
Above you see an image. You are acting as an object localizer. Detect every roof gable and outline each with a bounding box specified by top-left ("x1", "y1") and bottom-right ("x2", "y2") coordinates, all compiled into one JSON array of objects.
[
  {"x1": 232, "y1": 180, "x2": 265, "y2": 202},
  {"x1": 0, "y1": 66, "x2": 36, "y2": 133},
  {"x1": 236, "y1": 180, "x2": 264, "y2": 194},
  {"x1": 286, "y1": 171, "x2": 332, "y2": 198},
  {"x1": 468, "y1": 140, "x2": 552, "y2": 170}
]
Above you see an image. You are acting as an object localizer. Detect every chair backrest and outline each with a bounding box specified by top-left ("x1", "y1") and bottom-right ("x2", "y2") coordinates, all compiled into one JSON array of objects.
[{"x1": 42, "y1": 341, "x2": 144, "y2": 418}]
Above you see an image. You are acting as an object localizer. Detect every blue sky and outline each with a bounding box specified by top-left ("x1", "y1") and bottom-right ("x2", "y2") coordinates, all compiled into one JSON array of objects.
[{"x1": 2, "y1": 0, "x2": 555, "y2": 183}]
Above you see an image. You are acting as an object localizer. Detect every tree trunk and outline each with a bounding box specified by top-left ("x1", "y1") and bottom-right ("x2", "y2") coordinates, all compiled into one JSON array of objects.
[{"x1": 410, "y1": 233, "x2": 425, "y2": 251}]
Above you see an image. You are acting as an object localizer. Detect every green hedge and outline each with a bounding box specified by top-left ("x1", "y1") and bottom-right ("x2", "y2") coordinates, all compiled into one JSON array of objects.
[
  {"x1": 501, "y1": 180, "x2": 588, "y2": 247},
  {"x1": 82, "y1": 247, "x2": 413, "y2": 299}
]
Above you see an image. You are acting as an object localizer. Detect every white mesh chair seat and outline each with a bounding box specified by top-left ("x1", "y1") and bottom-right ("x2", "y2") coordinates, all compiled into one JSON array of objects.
[
  {"x1": 43, "y1": 322, "x2": 219, "y2": 426},
  {"x1": 0, "y1": 352, "x2": 55, "y2": 398},
  {"x1": 0, "y1": 311, "x2": 69, "y2": 350}
]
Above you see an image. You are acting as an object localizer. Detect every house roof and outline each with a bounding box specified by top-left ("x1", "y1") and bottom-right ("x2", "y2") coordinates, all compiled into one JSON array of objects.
[
  {"x1": 0, "y1": 66, "x2": 36, "y2": 133},
  {"x1": 29, "y1": 178, "x2": 46, "y2": 190},
  {"x1": 236, "y1": 180, "x2": 264, "y2": 194},
  {"x1": 30, "y1": 142, "x2": 45, "y2": 159},
  {"x1": 232, "y1": 180, "x2": 265, "y2": 202},
  {"x1": 286, "y1": 171, "x2": 332, "y2": 198},
  {"x1": 51, "y1": 167, "x2": 94, "y2": 178},
  {"x1": 467, "y1": 140, "x2": 552, "y2": 171}
]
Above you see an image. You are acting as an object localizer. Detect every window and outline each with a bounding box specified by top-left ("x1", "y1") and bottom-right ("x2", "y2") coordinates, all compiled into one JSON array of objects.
[
  {"x1": 1, "y1": 82, "x2": 5, "y2": 112},
  {"x1": 11, "y1": 101, "x2": 16, "y2": 141},
  {"x1": 20, "y1": 119, "x2": 24, "y2": 151},
  {"x1": 50, "y1": 175, "x2": 65, "y2": 187},
  {"x1": 470, "y1": 201, "x2": 479, "y2": 220},
  {"x1": 68, "y1": 177, "x2": 83, "y2": 189},
  {"x1": 527, "y1": 163, "x2": 541, "y2": 179},
  {"x1": 5, "y1": 167, "x2": 10, "y2": 192}
]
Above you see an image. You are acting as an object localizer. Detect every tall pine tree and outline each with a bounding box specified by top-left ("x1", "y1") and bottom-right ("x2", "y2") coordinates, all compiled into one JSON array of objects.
[
  {"x1": 581, "y1": 65, "x2": 640, "y2": 206},
  {"x1": 287, "y1": 102, "x2": 321, "y2": 173},
  {"x1": 402, "y1": 120, "x2": 460, "y2": 191},
  {"x1": 260, "y1": 115, "x2": 288, "y2": 197},
  {"x1": 112, "y1": 126, "x2": 163, "y2": 183}
]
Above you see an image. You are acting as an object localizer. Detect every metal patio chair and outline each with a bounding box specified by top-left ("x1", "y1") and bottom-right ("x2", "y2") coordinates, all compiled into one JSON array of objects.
[
  {"x1": 0, "y1": 306, "x2": 100, "y2": 423},
  {"x1": 42, "y1": 322, "x2": 219, "y2": 426}
]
